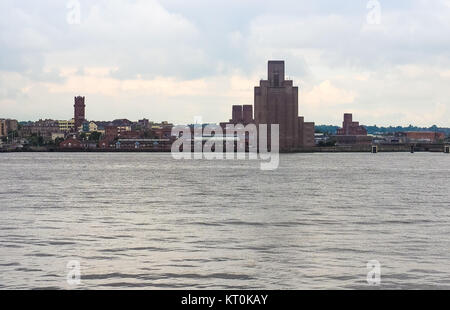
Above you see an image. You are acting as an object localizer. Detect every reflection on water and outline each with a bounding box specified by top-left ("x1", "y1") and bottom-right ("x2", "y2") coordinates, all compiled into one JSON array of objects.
[{"x1": 0, "y1": 152, "x2": 449, "y2": 289}]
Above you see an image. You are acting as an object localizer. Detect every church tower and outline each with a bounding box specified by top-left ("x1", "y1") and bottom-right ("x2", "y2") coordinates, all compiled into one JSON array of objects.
[{"x1": 74, "y1": 96, "x2": 86, "y2": 131}]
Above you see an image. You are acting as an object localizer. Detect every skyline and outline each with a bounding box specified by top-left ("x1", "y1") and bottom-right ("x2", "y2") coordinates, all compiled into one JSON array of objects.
[{"x1": 1, "y1": 0, "x2": 450, "y2": 126}]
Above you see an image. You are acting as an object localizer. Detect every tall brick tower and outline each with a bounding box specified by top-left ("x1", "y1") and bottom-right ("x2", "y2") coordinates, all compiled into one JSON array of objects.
[
  {"x1": 243, "y1": 105, "x2": 253, "y2": 124},
  {"x1": 254, "y1": 61, "x2": 315, "y2": 151},
  {"x1": 254, "y1": 61, "x2": 299, "y2": 151},
  {"x1": 232, "y1": 105, "x2": 243, "y2": 123},
  {"x1": 74, "y1": 96, "x2": 85, "y2": 130}
]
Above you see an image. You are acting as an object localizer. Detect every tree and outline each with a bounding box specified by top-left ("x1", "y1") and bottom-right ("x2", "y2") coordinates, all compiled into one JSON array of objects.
[
  {"x1": 55, "y1": 137, "x2": 65, "y2": 146},
  {"x1": 143, "y1": 130, "x2": 157, "y2": 139},
  {"x1": 28, "y1": 134, "x2": 44, "y2": 146},
  {"x1": 88, "y1": 131, "x2": 102, "y2": 141}
]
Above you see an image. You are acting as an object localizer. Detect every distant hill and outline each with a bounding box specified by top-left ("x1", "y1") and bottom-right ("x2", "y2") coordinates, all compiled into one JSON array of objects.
[{"x1": 316, "y1": 124, "x2": 450, "y2": 135}]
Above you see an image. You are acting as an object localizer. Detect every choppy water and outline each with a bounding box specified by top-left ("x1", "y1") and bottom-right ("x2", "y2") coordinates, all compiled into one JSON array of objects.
[{"x1": 0, "y1": 152, "x2": 449, "y2": 289}]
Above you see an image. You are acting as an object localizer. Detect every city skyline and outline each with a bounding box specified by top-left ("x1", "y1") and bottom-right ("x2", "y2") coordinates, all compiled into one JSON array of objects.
[
  {"x1": 1, "y1": 1, "x2": 450, "y2": 294},
  {"x1": 1, "y1": 0, "x2": 450, "y2": 127}
]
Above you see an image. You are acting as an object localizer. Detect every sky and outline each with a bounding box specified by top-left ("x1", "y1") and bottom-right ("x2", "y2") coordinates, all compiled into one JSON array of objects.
[{"x1": 1, "y1": 0, "x2": 450, "y2": 126}]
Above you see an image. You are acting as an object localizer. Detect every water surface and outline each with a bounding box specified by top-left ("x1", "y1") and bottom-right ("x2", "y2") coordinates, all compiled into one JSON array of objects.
[{"x1": 0, "y1": 152, "x2": 449, "y2": 289}]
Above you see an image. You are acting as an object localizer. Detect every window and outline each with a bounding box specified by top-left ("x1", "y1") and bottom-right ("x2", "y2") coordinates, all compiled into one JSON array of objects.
[{"x1": 273, "y1": 72, "x2": 280, "y2": 87}]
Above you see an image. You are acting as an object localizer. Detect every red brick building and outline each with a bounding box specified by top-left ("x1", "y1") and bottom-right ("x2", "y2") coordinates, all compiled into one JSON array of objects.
[
  {"x1": 334, "y1": 113, "x2": 372, "y2": 145},
  {"x1": 398, "y1": 131, "x2": 445, "y2": 143},
  {"x1": 298, "y1": 117, "x2": 315, "y2": 147},
  {"x1": 60, "y1": 138, "x2": 82, "y2": 149},
  {"x1": 232, "y1": 105, "x2": 243, "y2": 124},
  {"x1": 219, "y1": 61, "x2": 315, "y2": 151},
  {"x1": 243, "y1": 105, "x2": 253, "y2": 124},
  {"x1": 254, "y1": 60, "x2": 315, "y2": 151},
  {"x1": 337, "y1": 113, "x2": 367, "y2": 136},
  {"x1": 22, "y1": 119, "x2": 61, "y2": 141},
  {"x1": 221, "y1": 105, "x2": 254, "y2": 127},
  {"x1": 74, "y1": 96, "x2": 86, "y2": 130}
]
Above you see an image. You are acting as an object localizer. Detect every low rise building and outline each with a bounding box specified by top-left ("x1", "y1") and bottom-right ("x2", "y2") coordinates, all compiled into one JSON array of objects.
[
  {"x1": 60, "y1": 138, "x2": 82, "y2": 149},
  {"x1": 337, "y1": 113, "x2": 367, "y2": 136},
  {"x1": 0, "y1": 119, "x2": 18, "y2": 137},
  {"x1": 89, "y1": 122, "x2": 99, "y2": 133},
  {"x1": 51, "y1": 133, "x2": 65, "y2": 141},
  {"x1": 396, "y1": 131, "x2": 445, "y2": 143},
  {"x1": 0, "y1": 119, "x2": 7, "y2": 137},
  {"x1": 22, "y1": 119, "x2": 62, "y2": 141},
  {"x1": 334, "y1": 135, "x2": 373, "y2": 145},
  {"x1": 57, "y1": 119, "x2": 75, "y2": 132},
  {"x1": 334, "y1": 113, "x2": 372, "y2": 145}
]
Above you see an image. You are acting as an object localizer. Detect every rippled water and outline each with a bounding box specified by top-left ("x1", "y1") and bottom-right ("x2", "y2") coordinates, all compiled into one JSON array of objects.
[{"x1": 0, "y1": 152, "x2": 449, "y2": 289}]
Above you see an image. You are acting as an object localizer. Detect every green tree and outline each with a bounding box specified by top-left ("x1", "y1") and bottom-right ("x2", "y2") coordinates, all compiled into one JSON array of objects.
[
  {"x1": 54, "y1": 137, "x2": 65, "y2": 145},
  {"x1": 89, "y1": 131, "x2": 102, "y2": 141},
  {"x1": 143, "y1": 130, "x2": 156, "y2": 139},
  {"x1": 28, "y1": 134, "x2": 44, "y2": 146}
]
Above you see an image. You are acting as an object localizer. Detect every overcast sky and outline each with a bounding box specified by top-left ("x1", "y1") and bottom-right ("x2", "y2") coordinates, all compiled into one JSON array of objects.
[{"x1": 1, "y1": 0, "x2": 449, "y2": 126}]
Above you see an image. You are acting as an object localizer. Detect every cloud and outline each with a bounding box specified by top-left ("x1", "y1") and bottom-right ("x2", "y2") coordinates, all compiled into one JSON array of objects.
[
  {"x1": 0, "y1": 0, "x2": 450, "y2": 126},
  {"x1": 302, "y1": 80, "x2": 356, "y2": 108}
]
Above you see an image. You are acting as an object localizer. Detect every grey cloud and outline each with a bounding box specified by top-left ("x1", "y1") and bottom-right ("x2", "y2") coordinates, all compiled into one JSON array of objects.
[{"x1": 0, "y1": 0, "x2": 449, "y2": 125}]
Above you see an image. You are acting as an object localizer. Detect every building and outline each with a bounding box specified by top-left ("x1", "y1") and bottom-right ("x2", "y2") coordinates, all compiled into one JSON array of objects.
[
  {"x1": 243, "y1": 105, "x2": 253, "y2": 124},
  {"x1": 396, "y1": 131, "x2": 445, "y2": 143},
  {"x1": 372, "y1": 131, "x2": 446, "y2": 144},
  {"x1": 93, "y1": 121, "x2": 110, "y2": 134},
  {"x1": 80, "y1": 121, "x2": 99, "y2": 133},
  {"x1": 74, "y1": 96, "x2": 86, "y2": 130},
  {"x1": 334, "y1": 113, "x2": 372, "y2": 145},
  {"x1": 88, "y1": 121, "x2": 98, "y2": 133},
  {"x1": 59, "y1": 138, "x2": 82, "y2": 149},
  {"x1": 0, "y1": 119, "x2": 19, "y2": 138},
  {"x1": 22, "y1": 119, "x2": 62, "y2": 141},
  {"x1": 221, "y1": 105, "x2": 255, "y2": 128},
  {"x1": 298, "y1": 116, "x2": 315, "y2": 147},
  {"x1": 104, "y1": 125, "x2": 132, "y2": 137},
  {"x1": 337, "y1": 113, "x2": 367, "y2": 136},
  {"x1": 232, "y1": 105, "x2": 243, "y2": 124},
  {"x1": 0, "y1": 119, "x2": 8, "y2": 137},
  {"x1": 254, "y1": 60, "x2": 315, "y2": 151},
  {"x1": 57, "y1": 119, "x2": 75, "y2": 132},
  {"x1": 334, "y1": 135, "x2": 373, "y2": 145},
  {"x1": 51, "y1": 133, "x2": 65, "y2": 141},
  {"x1": 111, "y1": 119, "x2": 133, "y2": 129},
  {"x1": 136, "y1": 118, "x2": 151, "y2": 131},
  {"x1": 152, "y1": 124, "x2": 174, "y2": 140},
  {"x1": 98, "y1": 121, "x2": 174, "y2": 149},
  {"x1": 99, "y1": 125, "x2": 133, "y2": 148}
]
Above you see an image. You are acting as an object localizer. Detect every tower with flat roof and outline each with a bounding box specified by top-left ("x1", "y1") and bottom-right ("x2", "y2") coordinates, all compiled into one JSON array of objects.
[
  {"x1": 254, "y1": 61, "x2": 315, "y2": 151},
  {"x1": 74, "y1": 96, "x2": 85, "y2": 131},
  {"x1": 254, "y1": 61, "x2": 299, "y2": 151}
]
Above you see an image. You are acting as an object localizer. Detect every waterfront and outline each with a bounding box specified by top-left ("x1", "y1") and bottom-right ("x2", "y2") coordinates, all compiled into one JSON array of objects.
[{"x1": 0, "y1": 153, "x2": 449, "y2": 289}]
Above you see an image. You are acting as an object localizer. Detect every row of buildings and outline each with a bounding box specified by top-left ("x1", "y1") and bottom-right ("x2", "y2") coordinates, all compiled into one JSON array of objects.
[
  {"x1": 2, "y1": 60, "x2": 447, "y2": 151},
  {"x1": 330, "y1": 113, "x2": 446, "y2": 146},
  {"x1": 2, "y1": 96, "x2": 175, "y2": 150},
  {"x1": 3, "y1": 61, "x2": 317, "y2": 152}
]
